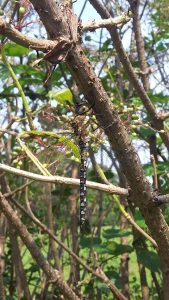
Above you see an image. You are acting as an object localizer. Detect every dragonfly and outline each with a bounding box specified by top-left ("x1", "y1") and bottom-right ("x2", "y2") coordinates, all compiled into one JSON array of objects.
[
  {"x1": 71, "y1": 115, "x2": 90, "y2": 233},
  {"x1": 37, "y1": 104, "x2": 103, "y2": 233}
]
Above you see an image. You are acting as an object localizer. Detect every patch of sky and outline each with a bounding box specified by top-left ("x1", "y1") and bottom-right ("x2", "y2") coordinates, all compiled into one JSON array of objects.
[
  {"x1": 74, "y1": 0, "x2": 132, "y2": 50},
  {"x1": 73, "y1": 0, "x2": 101, "y2": 21}
]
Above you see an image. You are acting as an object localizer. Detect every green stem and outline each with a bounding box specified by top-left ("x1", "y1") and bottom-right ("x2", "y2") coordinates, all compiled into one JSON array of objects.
[
  {"x1": 1, "y1": 46, "x2": 35, "y2": 130},
  {"x1": 17, "y1": 137, "x2": 52, "y2": 176},
  {"x1": 113, "y1": 195, "x2": 157, "y2": 248},
  {"x1": 19, "y1": 130, "x2": 62, "y2": 139}
]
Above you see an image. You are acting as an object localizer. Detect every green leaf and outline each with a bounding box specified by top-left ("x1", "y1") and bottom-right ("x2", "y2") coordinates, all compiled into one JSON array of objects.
[
  {"x1": 105, "y1": 270, "x2": 122, "y2": 289},
  {"x1": 139, "y1": 126, "x2": 155, "y2": 138},
  {"x1": 96, "y1": 281, "x2": 110, "y2": 292},
  {"x1": 137, "y1": 249, "x2": 160, "y2": 273},
  {"x1": 103, "y1": 228, "x2": 132, "y2": 239},
  {"x1": 156, "y1": 42, "x2": 167, "y2": 51},
  {"x1": 107, "y1": 241, "x2": 133, "y2": 255},
  {"x1": 27, "y1": 264, "x2": 40, "y2": 273},
  {"x1": 100, "y1": 38, "x2": 112, "y2": 51},
  {"x1": 80, "y1": 236, "x2": 102, "y2": 249},
  {"x1": 143, "y1": 161, "x2": 169, "y2": 177},
  {"x1": 48, "y1": 88, "x2": 73, "y2": 104},
  {"x1": 129, "y1": 96, "x2": 142, "y2": 107},
  {"x1": 58, "y1": 136, "x2": 80, "y2": 159},
  {"x1": 143, "y1": 163, "x2": 154, "y2": 177},
  {"x1": 148, "y1": 92, "x2": 169, "y2": 105},
  {"x1": 96, "y1": 269, "x2": 122, "y2": 291},
  {"x1": 19, "y1": 77, "x2": 42, "y2": 86},
  {"x1": 13, "y1": 64, "x2": 44, "y2": 79},
  {"x1": 0, "y1": 64, "x2": 9, "y2": 79},
  {"x1": 134, "y1": 209, "x2": 147, "y2": 229},
  {"x1": 4, "y1": 43, "x2": 30, "y2": 56}
]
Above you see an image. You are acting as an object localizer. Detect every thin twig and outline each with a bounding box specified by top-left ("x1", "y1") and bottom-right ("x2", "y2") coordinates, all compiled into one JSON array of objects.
[
  {"x1": 150, "y1": 155, "x2": 158, "y2": 190},
  {"x1": 1, "y1": 47, "x2": 35, "y2": 130},
  {"x1": 113, "y1": 195, "x2": 158, "y2": 248},
  {"x1": 5, "y1": 180, "x2": 34, "y2": 198}
]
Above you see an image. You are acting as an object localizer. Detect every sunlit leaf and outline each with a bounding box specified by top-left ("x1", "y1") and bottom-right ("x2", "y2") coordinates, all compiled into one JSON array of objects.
[
  {"x1": 58, "y1": 136, "x2": 80, "y2": 159},
  {"x1": 48, "y1": 88, "x2": 73, "y2": 104}
]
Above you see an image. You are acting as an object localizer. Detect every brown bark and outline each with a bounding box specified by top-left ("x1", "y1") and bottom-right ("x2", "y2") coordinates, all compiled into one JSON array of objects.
[
  {"x1": 0, "y1": 263, "x2": 5, "y2": 300},
  {"x1": 120, "y1": 207, "x2": 130, "y2": 299},
  {"x1": 0, "y1": 175, "x2": 31, "y2": 299},
  {"x1": 0, "y1": 215, "x2": 6, "y2": 300},
  {"x1": 0, "y1": 175, "x2": 8, "y2": 299},
  {"x1": 9, "y1": 227, "x2": 31, "y2": 300},
  {"x1": 128, "y1": 0, "x2": 150, "y2": 91},
  {"x1": 133, "y1": 231, "x2": 149, "y2": 300},
  {"x1": 0, "y1": 213, "x2": 5, "y2": 300},
  {"x1": 138, "y1": 263, "x2": 149, "y2": 300},
  {"x1": 44, "y1": 184, "x2": 61, "y2": 271}
]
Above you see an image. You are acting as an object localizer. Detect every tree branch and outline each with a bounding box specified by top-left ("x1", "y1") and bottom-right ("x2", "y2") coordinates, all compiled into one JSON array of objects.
[
  {"x1": 153, "y1": 194, "x2": 169, "y2": 205},
  {"x1": 0, "y1": 17, "x2": 56, "y2": 51},
  {"x1": 0, "y1": 163, "x2": 128, "y2": 196},
  {"x1": 81, "y1": 13, "x2": 131, "y2": 32},
  {"x1": 0, "y1": 14, "x2": 131, "y2": 51},
  {"x1": 89, "y1": 0, "x2": 169, "y2": 151}
]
